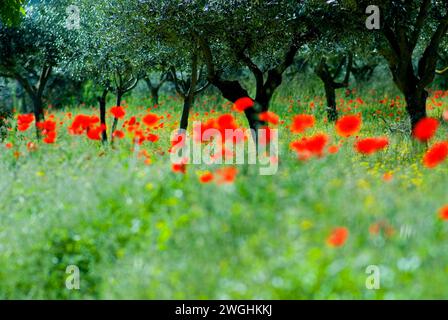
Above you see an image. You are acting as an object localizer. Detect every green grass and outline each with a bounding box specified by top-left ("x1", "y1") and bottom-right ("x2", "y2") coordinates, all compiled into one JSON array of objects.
[{"x1": 0, "y1": 89, "x2": 448, "y2": 299}]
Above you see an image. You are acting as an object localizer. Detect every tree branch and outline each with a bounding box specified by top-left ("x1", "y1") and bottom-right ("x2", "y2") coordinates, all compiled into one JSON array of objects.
[
  {"x1": 13, "y1": 71, "x2": 36, "y2": 98},
  {"x1": 238, "y1": 51, "x2": 263, "y2": 96},
  {"x1": 194, "y1": 81, "x2": 210, "y2": 95},
  {"x1": 187, "y1": 50, "x2": 198, "y2": 98},
  {"x1": 36, "y1": 65, "x2": 52, "y2": 98},
  {"x1": 410, "y1": 0, "x2": 431, "y2": 50},
  {"x1": 382, "y1": 24, "x2": 401, "y2": 60},
  {"x1": 170, "y1": 66, "x2": 186, "y2": 98},
  {"x1": 418, "y1": 14, "x2": 448, "y2": 88},
  {"x1": 341, "y1": 52, "x2": 353, "y2": 85}
]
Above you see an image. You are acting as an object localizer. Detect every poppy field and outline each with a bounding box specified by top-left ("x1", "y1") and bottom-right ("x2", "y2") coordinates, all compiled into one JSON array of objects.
[
  {"x1": 3, "y1": 0, "x2": 448, "y2": 302},
  {"x1": 1, "y1": 88, "x2": 448, "y2": 299}
]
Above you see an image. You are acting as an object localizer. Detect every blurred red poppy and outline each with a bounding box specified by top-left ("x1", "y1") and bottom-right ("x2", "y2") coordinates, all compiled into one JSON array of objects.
[
  {"x1": 354, "y1": 137, "x2": 389, "y2": 155},
  {"x1": 17, "y1": 114, "x2": 34, "y2": 132},
  {"x1": 199, "y1": 172, "x2": 214, "y2": 184},
  {"x1": 335, "y1": 115, "x2": 362, "y2": 137},
  {"x1": 439, "y1": 205, "x2": 448, "y2": 220},
  {"x1": 147, "y1": 133, "x2": 159, "y2": 142},
  {"x1": 110, "y1": 106, "x2": 126, "y2": 119},
  {"x1": 327, "y1": 227, "x2": 349, "y2": 247},
  {"x1": 112, "y1": 130, "x2": 125, "y2": 139},
  {"x1": 37, "y1": 119, "x2": 56, "y2": 133},
  {"x1": 291, "y1": 114, "x2": 315, "y2": 134},
  {"x1": 233, "y1": 97, "x2": 254, "y2": 112},
  {"x1": 217, "y1": 114, "x2": 238, "y2": 131},
  {"x1": 172, "y1": 163, "x2": 187, "y2": 174},
  {"x1": 413, "y1": 117, "x2": 439, "y2": 142},
  {"x1": 215, "y1": 166, "x2": 238, "y2": 184},
  {"x1": 69, "y1": 115, "x2": 99, "y2": 135},
  {"x1": 423, "y1": 141, "x2": 448, "y2": 168},
  {"x1": 290, "y1": 133, "x2": 329, "y2": 159},
  {"x1": 43, "y1": 131, "x2": 57, "y2": 144},
  {"x1": 142, "y1": 113, "x2": 159, "y2": 127},
  {"x1": 87, "y1": 125, "x2": 105, "y2": 141},
  {"x1": 328, "y1": 145, "x2": 340, "y2": 154},
  {"x1": 259, "y1": 111, "x2": 279, "y2": 125}
]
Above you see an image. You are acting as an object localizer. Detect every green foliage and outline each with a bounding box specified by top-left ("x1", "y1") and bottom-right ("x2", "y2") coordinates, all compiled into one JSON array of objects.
[
  {"x1": 0, "y1": 0, "x2": 26, "y2": 26},
  {"x1": 1, "y1": 0, "x2": 448, "y2": 300},
  {"x1": 0, "y1": 88, "x2": 447, "y2": 298},
  {"x1": 0, "y1": 106, "x2": 12, "y2": 141}
]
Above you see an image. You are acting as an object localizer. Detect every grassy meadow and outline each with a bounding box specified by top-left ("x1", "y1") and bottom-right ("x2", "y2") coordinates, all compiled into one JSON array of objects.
[{"x1": 1, "y1": 80, "x2": 448, "y2": 299}]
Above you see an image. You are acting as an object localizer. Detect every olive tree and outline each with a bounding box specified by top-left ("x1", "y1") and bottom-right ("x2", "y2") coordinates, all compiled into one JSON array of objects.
[
  {"x1": 114, "y1": 0, "x2": 320, "y2": 135},
  {"x1": 67, "y1": 0, "x2": 143, "y2": 142},
  {"x1": 335, "y1": 0, "x2": 448, "y2": 129},
  {"x1": 0, "y1": 0, "x2": 70, "y2": 135},
  {"x1": 110, "y1": 0, "x2": 213, "y2": 131},
  {"x1": 196, "y1": 0, "x2": 319, "y2": 132},
  {"x1": 314, "y1": 52, "x2": 353, "y2": 121}
]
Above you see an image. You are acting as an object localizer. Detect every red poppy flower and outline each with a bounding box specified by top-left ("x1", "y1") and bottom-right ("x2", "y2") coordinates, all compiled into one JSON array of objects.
[
  {"x1": 172, "y1": 158, "x2": 188, "y2": 174},
  {"x1": 233, "y1": 97, "x2": 254, "y2": 112},
  {"x1": 142, "y1": 113, "x2": 159, "y2": 127},
  {"x1": 132, "y1": 130, "x2": 146, "y2": 145},
  {"x1": 291, "y1": 114, "x2": 315, "y2": 134},
  {"x1": 335, "y1": 115, "x2": 362, "y2": 137},
  {"x1": 215, "y1": 167, "x2": 238, "y2": 184},
  {"x1": 128, "y1": 116, "x2": 137, "y2": 126},
  {"x1": 18, "y1": 123, "x2": 31, "y2": 132},
  {"x1": 290, "y1": 133, "x2": 329, "y2": 159},
  {"x1": 5, "y1": 142, "x2": 13, "y2": 149},
  {"x1": 110, "y1": 106, "x2": 126, "y2": 119},
  {"x1": 383, "y1": 172, "x2": 393, "y2": 182},
  {"x1": 423, "y1": 141, "x2": 448, "y2": 168},
  {"x1": 328, "y1": 145, "x2": 340, "y2": 154},
  {"x1": 37, "y1": 119, "x2": 56, "y2": 133},
  {"x1": 193, "y1": 119, "x2": 217, "y2": 143},
  {"x1": 354, "y1": 137, "x2": 389, "y2": 155},
  {"x1": 413, "y1": 117, "x2": 439, "y2": 142},
  {"x1": 17, "y1": 113, "x2": 34, "y2": 132},
  {"x1": 439, "y1": 205, "x2": 448, "y2": 220},
  {"x1": 217, "y1": 114, "x2": 237, "y2": 131},
  {"x1": 172, "y1": 163, "x2": 186, "y2": 174},
  {"x1": 327, "y1": 227, "x2": 349, "y2": 247},
  {"x1": 199, "y1": 172, "x2": 214, "y2": 184},
  {"x1": 43, "y1": 130, "x2": 57, "y2": 144},
  {"x1": 69, "y1": 114, "x2": 100, "y2": 135},
  {"x1": 259, "y1": 111, "x2": 279, "y2": 125},
  {"x1": 87, "y1": 125, "x2": 105, "y2": 141},
  {"x1": 112, "y1": 130, "x2": 125, "y2": 139},
  {"x1": 147, "y1": 133, "x2": 159, "y2": 142}
]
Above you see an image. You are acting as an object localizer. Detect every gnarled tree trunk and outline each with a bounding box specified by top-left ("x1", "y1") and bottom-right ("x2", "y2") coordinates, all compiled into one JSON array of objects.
[
  {"x1": 98, "y1": 88, "x2": 109, "y2": 143},
  {"x1": 323, "y1": 82, "x2": 337, "y2": 122},
  {"x1": 180, "y1": 98, "x2": 192, "y2": 131},
  {"x1": 171, "y1": 50, "x2": 209, "y2": 131},
  {"x1": 405, "y1": 88, "x2": 428, "y2": 129},
  {"x1": 315, "y1": 54, "x2": 352, "y2": 122}
]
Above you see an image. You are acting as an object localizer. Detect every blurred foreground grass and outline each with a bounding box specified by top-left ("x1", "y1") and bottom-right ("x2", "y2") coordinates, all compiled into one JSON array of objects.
[{"x1": 0, "y1": 92, "x2": 447, "y2": 299}]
